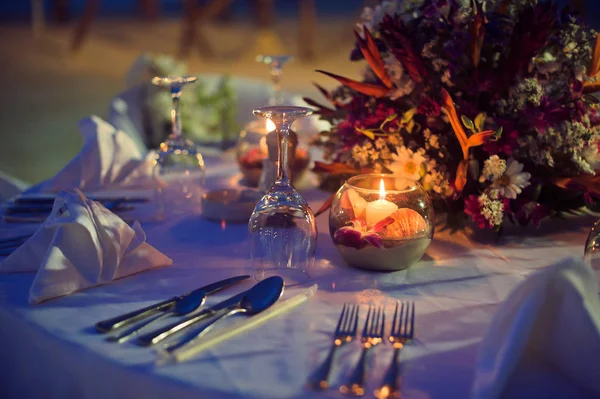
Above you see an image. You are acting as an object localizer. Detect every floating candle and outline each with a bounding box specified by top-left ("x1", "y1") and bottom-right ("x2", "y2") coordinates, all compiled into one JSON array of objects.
[{"x1": 365, "y1": 179, "x2": 398, "y2": 226}]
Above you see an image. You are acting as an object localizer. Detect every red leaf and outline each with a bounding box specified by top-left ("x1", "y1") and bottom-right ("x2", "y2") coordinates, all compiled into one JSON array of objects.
[
  {"x1": 313, "y1": 161, "x2": 361, "y2": 175},
  {"x1": 302, "y1": 97, "x2": 336, "y2": 117},
  {"x1": 354, "y1": 27, "x2": 393, "y2": 88},
  {"x1": 469, "y1": 0, "x2": 487, "y2": 68},
  {"x1": 316, "y1": 70, "x2": 389, "y2": 98},
  {"x1": 379, "y1": 15, "x2": 427, "y2": 84},
  {"x1": 314, "y1": 194, "x2": 335, "y2": 217}
]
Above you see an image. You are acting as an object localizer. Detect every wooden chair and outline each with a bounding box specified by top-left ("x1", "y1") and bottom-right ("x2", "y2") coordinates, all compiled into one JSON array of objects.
[
  {"x1": 70, "y1": 0, "x2": 317, "y2": 62},
  {"x1": 70, "y1": 0, "x2": 159, "y2": 52}
]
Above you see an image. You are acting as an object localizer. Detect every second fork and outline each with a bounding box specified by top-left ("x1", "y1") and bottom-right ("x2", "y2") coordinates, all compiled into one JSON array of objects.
[
  {"x1": 375, "y1": 301, "x2": 415, "y2": 399},
  {"x1": 341, "y1": 305, "x2": 385, "y2": 396}
]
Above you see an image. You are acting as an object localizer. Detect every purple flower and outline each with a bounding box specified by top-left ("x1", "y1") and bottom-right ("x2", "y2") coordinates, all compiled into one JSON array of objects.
[{"x1": 333, "y1": 226, "x2": 364, "y2": 249}]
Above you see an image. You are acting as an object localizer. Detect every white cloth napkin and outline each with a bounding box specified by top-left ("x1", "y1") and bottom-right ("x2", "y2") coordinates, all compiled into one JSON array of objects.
[
  {"x1": 472, "y1": 257, "x2": 600, "y2": 399},
  {"x1": 0, "y1": 190, "x2": 172, "y2": 303},
  {"x1": 33, "y1": 116, "x2": 155, "y2": 193}
]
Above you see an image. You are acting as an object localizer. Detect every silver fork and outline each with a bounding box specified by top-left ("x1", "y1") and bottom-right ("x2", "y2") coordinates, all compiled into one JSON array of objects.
[
  {"x1": 341, "y1": 305, "x2": 385, "y2": 397},
  {"x1": 375, "y1": 301, "x2": 415, "y2": 399},
  {"x1": 309, "y1": 303, "x2": 359, "y2": 390}
]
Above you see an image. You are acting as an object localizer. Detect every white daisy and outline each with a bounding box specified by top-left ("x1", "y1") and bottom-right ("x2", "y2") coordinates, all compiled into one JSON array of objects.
[
  {"x1": 387, "y1": 146, "x2": 426, "y2": 181},
  {"x1": 492, "y1": 158, "x2": 531, "y2": 199}
]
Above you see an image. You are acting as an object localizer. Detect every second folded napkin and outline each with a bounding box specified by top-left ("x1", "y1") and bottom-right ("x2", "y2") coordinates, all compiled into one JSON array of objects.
[
  {"x1": 0, "y1": 189, "x2": 172, "y2": 303},
  {"x1": 472, "y1": 258, "x2": 600, "y2": 399},
  {"x1": 32, "y1": 116, "x2": 155, "y2": 193}
]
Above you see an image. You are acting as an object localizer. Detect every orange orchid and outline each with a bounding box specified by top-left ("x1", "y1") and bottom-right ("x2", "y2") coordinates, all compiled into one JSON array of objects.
[
  {"x1": 584, "y1": 33, "x2": 600, "y2": 94},
  {"x1": 317, "y1": 27, "x2": 392, "y2": 98},
  {"x1": 440, "y1": 89, "x2": 494, "y2": 193}
]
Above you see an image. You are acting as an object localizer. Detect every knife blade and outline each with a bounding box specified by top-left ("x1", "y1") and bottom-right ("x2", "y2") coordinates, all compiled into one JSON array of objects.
[
  {"x1": 136, "y1": 290, "x2": 247, "y2": 346},
  {"x1": 95, "y1": 275, "x2": 250, "y2": 333},
  {"x1": 13, "y1": 196, "x2": 149, "y2": 205}
]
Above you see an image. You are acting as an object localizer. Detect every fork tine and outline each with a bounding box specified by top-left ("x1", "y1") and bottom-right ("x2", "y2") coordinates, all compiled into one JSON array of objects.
[
  {"x1": 347, "y1": 304, "x2": 356, "y2": 333},
  {"x1": 408, "y1": 302, "x2": 415, "y2": 339},
  {"x1": 369, "y1": 306, "x2": 377, "y2": 336},
  {"x1": 363, "y1": 305, "x2": 372, "y2": 337},
  {"x1": 378, "y1": 306, "x2": 385, "y2": 337},
  {"x1": 390, "y1": 301, "x2": 399, "y2": 338},
  {"x1": 350, "y1": 304, "x2": 359, "y2": 336},
  {"x1": 403, "y1": 301, "x2": 411, "y2": 338},
  {"x1": 335, "y1": 304, "x2": 348, "y2": 335},
  {"x1": 398, "y1": 301, "x2": 406, "y2": 337}
]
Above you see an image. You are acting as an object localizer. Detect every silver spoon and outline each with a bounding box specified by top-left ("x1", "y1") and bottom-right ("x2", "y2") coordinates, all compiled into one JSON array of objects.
[
  {"x1": 107, "y1": 290, "x2": 207, "y2": 343},
  {"x1": 165, "y1": 276, "x2": 284, "y2": 352}
]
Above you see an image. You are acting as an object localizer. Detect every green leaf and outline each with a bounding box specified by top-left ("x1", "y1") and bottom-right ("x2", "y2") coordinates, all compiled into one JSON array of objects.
[
  {"x1": 474, "y1": 112, "x2": 487, "y2": 131},
  {"x1": 461, "y1": 115, "x2": 475, "y2": 132},
  {"x1": 492, "y1": 126, "x2": 503, "y2": 141},
  {"x1": 356, "y1": 127, "x2": 376, "y2": 140},
  {"x1": 379, "y1": 114, "x2": 398, "y2": 131},
  {"x1": 401, "y1": 108, "x2": 417, "y2": 124}
]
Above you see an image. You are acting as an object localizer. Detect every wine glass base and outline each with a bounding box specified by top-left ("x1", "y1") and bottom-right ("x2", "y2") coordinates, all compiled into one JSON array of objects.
[{"x1": 253, "y1": 268, "x2": 311, "y2": 287}]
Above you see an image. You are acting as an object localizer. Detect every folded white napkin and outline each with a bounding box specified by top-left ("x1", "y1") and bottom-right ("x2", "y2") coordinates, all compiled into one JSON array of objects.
[
  {"x1": 33, "y1": 116, "x2": 155, "y2": 193},
  {"x1": 0, "y1": 190, "x2": 172, "y2": 303},
  {"x1": 472, "y1": 257, "x2": 600, "y2": 399}
]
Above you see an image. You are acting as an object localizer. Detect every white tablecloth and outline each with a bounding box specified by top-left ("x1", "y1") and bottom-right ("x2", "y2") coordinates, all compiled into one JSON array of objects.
[{"x1": 0, "y1": 155, "x2": 594, "y2": 399}]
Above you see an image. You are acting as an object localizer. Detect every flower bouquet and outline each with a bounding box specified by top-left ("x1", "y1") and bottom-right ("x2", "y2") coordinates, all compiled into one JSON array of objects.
[{"x1": 307, "y1": 0, "x2": 600, "y2": 232}]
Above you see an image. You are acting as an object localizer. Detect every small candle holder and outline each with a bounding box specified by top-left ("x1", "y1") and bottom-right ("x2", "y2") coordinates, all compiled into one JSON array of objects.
[
  {"x1": 329, "y1": 174, "x2": 434, "y2": 271},
  {"x1": 236, "y1": 120, "x2": 310, "y2": 187}
]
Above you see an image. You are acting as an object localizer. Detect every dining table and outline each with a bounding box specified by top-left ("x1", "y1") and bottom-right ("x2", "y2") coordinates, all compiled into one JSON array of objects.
[{"x1": 0, "y1": 151, "x2": 596, "y2": 399}]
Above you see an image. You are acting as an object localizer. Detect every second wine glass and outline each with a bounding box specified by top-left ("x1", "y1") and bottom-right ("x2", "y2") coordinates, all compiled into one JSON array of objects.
[
  {"x1": 249, "y1": 105, "x2": 317, "y2": 286},
  {"x1": 152, "y1": 76, "x2": 206, "y2": 217}
]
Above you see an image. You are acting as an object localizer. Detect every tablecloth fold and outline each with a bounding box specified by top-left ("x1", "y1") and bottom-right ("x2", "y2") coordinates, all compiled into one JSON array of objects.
[
  {"x1": 472, "y1": 257, "x2": 600, "y2": 399},
  {"x1": 32, "y1": 115, "x2": 155, "y2": 193},
  {"x1": 0, "y1": 189, "x2": 172, "y2": 303}
]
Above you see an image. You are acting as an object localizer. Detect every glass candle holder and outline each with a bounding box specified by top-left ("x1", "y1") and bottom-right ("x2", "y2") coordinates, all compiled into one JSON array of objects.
[
  {"x1": 329, "y1": 174, "x2": 434, "y2": 271},
  {"x1": 236, "y1": 120, "x2": 310, "y2": 188}
]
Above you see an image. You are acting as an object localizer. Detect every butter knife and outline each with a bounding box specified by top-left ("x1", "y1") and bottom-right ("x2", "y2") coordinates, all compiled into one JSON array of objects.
[
  {"x1": 136, "y1": 291, "x2": 247, "y2": 346},
  {"x1": 95, "y1": 275, "x2": 250, "y2": 333}
]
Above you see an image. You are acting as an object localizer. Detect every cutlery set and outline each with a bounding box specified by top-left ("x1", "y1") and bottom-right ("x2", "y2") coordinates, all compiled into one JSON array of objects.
[
  {"x1": 0, "y1": 195, "x2": 147, "y2": 256},
  {"x1": 311, "y1": 302, "x2": 415, "y2": 398},
  {"x1": 0, "y1": 195, "x2": 145, "y2": 225},
  {"x1": 95, "y1": 275, "x2": 285, "y2": 355}
]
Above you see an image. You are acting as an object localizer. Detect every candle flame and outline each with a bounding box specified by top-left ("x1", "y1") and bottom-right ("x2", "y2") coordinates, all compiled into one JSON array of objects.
[
  {"x1": 379, "y1": 179, "x2": 386, "y2": 200},
  {"x1": 266, "y1": 119, "x2": 276, "y2": 132}
]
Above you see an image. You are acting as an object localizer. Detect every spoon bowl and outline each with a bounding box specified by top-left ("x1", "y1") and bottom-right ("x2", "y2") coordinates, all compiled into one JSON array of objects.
[
  {"x1": 166, "y1": 276, "x2": 284, "y2": 351},
  {"x1": 108, "y1": 290, "x2": 207, "y2": 343}
]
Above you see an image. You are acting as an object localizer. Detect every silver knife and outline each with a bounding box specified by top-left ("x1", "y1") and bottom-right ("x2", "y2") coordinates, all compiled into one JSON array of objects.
[
  {"x1": 136, "y1": 290, "x2": 247, "y2": 346},
  {"x1": 95, "y1": 275, "x2": 250, "y2": 333}
]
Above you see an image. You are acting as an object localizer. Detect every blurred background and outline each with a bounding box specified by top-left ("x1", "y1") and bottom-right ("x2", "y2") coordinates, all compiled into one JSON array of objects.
[{"x1": 0, "y1": 0, "x2": 596, "y2": 185}]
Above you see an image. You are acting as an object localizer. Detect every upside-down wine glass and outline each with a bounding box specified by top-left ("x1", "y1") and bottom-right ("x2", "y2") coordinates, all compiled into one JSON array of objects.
[
  {"x1": 256, "y1": 55, "x2": 293, "y2": 106},
  {"x1": 152, "y1": 76, "x2": 206, "y2": 217},
  {"x1": 249, "y1": 106, "x2": 317, "y2": 286}
]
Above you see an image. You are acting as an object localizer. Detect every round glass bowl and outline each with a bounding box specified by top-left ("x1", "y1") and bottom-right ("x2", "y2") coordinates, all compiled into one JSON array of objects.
[
  {"x1": 329, "y1": 174, "x2": 434, "y2": 271},
  {"x1": 236, "y1": 120, "x2": 310, "y2": 187}
]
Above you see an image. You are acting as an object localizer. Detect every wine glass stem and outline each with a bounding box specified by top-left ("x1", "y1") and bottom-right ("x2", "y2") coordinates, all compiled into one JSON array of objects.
[
  {"x1": 276, "y1": 124, "x2": 290, "y2": 186},
  {"x1": 270, "y1": 68, "x2": 282, "y2": 105},
  {"x1": 171, "y1": 85, "x2": 183, "y2": 138}
]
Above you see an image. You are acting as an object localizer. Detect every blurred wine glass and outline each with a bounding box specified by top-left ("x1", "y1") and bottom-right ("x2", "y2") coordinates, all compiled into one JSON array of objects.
[
  {"x1": 256, "y1": 54, "x2": 293, "y2": 106},
  {"x1": 152, "y1": 76, "x2": 205, "y2": 218}
]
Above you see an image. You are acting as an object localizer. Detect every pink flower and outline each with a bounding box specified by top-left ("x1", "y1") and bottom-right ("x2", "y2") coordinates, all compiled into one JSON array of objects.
[
  {"x1": 464, "y1": 195, "x2": 492, "y2": 230},
  {"x1": 418, "y1": 97, "x2": 441, "y2": 117}
]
